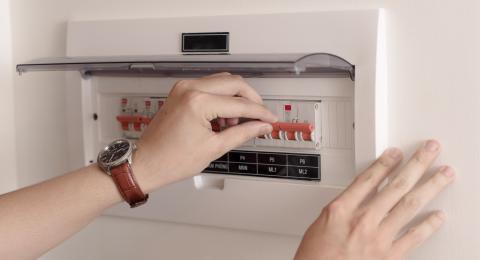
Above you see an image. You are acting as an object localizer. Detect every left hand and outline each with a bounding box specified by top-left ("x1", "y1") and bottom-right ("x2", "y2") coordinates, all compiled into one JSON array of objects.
[{"x1": 294, "y1": 140, "x2": 454, "y2": 260}]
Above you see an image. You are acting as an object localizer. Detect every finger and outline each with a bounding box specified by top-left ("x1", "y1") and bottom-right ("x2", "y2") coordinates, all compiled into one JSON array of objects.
[
  {"x1": 390, "y1": 211, "x2": 445, "y2": 259},
  {"x1": 191, "y1": 74, "x2": 263, "y2": 104},
  {"x1": 202, "y1": 72, "x2": 232, "y2": 78},
  {"x1": 226, "y1": 118, "x2": 240, "y2": 126},
  {"x1": 336, "y1": 148, "x2": 403, "y2": 210},
  {"x1": 365, "y1": 140, "x2": 441, "y2": 223},
  {"x1": 381, "y1": 166, "x2": 454, "y2": 236},
  {"x1": 214, "y1": 121, "x2": 273, "y2": 152},
  {"x1": 204, "y1": 94, "x2": 277, "y2": 123},
  {"x1": 217, "y1": 118, "x2": 227, "y2": 128}
]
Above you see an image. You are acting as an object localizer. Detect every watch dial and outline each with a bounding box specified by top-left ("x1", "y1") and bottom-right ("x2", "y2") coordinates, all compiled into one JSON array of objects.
[{"x1": 100, "y1": 141, "x2": 130, "y2": 164}]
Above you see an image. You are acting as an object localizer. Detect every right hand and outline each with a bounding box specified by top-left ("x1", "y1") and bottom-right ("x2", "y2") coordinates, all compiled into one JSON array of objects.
[
  {"x1": 295, "y1": 140, "x2": 454, "y2": 260},
  {"x1": 133, "y1": 73, "x2": 278, "y2": 192}
]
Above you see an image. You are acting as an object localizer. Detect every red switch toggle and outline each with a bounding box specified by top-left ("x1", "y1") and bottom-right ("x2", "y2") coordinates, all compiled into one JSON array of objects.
[
  {"x1": 271, "y1": 122, "x2": 314, "y2": 134},
  {"x1": 141, "y1": 117, "x2": 153, "y2": 125},
  {"x1": 133, "y1": 122, "x2": 142, "y2": 131},
  {"x1": 116, "y1": 115, "x2": 142, "y2": 131},
  {"x1": 268, "y1": 122, "x2": 315, "y2": 141},
  {"x1": 271, "y1": 131, "x2": 280, "y2": 139}
]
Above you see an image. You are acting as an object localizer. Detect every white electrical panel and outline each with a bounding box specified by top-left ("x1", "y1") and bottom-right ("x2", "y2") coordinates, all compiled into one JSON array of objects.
[
  {"x1": 17, "y1": 10, "x2": 386, "y2": 235},
  {"x1": 109, "y1": 95, "x2": 353, "y2": 182}
]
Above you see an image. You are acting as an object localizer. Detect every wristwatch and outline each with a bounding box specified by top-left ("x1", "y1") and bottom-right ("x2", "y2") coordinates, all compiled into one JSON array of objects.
[{"x1": 97, "y1": 139, "x2": 149, "y2": 207}]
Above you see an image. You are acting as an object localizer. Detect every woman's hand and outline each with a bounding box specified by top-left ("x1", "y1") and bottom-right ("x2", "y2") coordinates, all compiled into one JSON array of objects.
[
  {"x1": 295, "y1": 140, "x2": 454, "y2": 260},
  {"x1": 0, "y1": 73, "x2": 277, "y2": 259},
  {"x1": 133, "y1": 73, "x2": 277, "y2": 192}
]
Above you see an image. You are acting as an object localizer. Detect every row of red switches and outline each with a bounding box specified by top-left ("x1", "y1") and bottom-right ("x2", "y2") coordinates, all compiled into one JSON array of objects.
[
  {"x1": 271, "y1": 122, "x2": 314, "y2": 134},
  {"x1": 265, "y1": 122, "x2": 314, "y2": 141},
  {"x1": 210, "y1": 121, "x2": 314, "y2": 141},
  {"x1": 116, "y1": 115, "x2": 153, "y2": 131}
]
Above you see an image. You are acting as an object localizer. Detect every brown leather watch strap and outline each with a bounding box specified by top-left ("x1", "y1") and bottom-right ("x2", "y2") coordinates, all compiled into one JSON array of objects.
[{"x1": 110, "y1": 163, "x2": 149, "y2": 208}]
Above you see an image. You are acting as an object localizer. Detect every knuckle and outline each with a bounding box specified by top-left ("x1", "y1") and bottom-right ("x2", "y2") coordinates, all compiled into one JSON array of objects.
[
  {"x1": 412, "y1": 150, "x2": 429, "y2": 165},
  {"x1": 230, "y1": 74, "x2": 244, "y2": 81},
  {"x1": 368, "y1": 241, "x2": 390, "y2": 258},
  {"x1": 351, "y1": 210, "x2": 374, "y2": 233},
  {"x1": 214, "y1": 72, "x2": 231, "y2": 76},
  {"x1": 400, "y1": 194, "x2": 423, "y2": 211},
  {"x1": 172, "y1": 79, "x2": 191, "y2": 92},
  {"x1": 322, "y1": 200, "x2": 346, "y2": 219},
  {"x1": 356, "y1": 171, "x2": 378, "y2": 187},
  {"x1": 377, "y1": 155, "x2": 394, "y2": 168},
  {"x1": 390, "y1": 177, "x2": 410, "y2": 191},
  {"x1": 183, "y1": 90, "x2": 206, "y2": 107},
  {"x1": 406, "y1": 227, "x2": 425, "y2": 244},
  {"x1": 234, "y1": 97, "x2": 253, "y2": 112}
]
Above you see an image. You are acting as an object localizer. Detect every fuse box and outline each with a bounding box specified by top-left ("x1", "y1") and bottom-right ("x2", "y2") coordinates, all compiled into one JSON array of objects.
[
  {"x1": 112, "y1": 95, "x2": 353, "y2": 182},
  {"x1": 16, "y1": 10, "x2": 386, "y2": 235}
]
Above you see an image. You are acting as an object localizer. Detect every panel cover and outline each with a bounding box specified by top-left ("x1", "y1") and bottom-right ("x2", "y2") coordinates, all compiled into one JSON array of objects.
[{"x1": 16, "y1": 53, "x2": 354, "y2": 80}]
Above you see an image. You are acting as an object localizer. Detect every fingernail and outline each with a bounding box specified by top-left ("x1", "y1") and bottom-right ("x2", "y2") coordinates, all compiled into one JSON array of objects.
[
  {"x1": 440, "y1": 166, "x2": 455, "y2": 178},
  {"x1": 424, "y1": 140, "x2": 440, "y2": 152},
  {"x1": 385, "y1": 148, "x2": 402, "y2": 160}
]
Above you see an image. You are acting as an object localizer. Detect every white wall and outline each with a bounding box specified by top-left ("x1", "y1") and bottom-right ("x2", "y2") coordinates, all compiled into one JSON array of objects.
[
  {"x1": 0, "y1": 0, "x2": 17, "y2": 193},
  {"x1": 8, "y1": 0, "x2": 480, "y2": 260}
]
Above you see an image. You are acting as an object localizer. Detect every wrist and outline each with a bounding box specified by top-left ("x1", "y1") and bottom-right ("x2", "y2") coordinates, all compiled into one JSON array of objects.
[
  {"x1": 132, "y1": 140, "x2": 198, "y2": 194},
  {"x1": 82, "y1": 164, "x2": 125, "y2": 206},
  {"x1": 131, "y1": 148, "x2": 156, "y2": 194},
  {"x1": 97, "y1": 139, "x2": 149, "y2": 207}
]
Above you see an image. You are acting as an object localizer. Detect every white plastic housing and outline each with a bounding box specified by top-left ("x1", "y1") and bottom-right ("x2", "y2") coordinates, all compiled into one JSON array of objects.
[{"x1": 55, "y1": 10, "x2": 386, "y2": 236}]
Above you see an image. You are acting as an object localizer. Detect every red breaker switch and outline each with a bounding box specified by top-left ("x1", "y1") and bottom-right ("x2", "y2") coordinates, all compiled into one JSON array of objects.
[
  {"x1": 116, "y1": 115, "x2": 142, "y2": 128},
  {"x1": 157, "y1": 100, "x2": 164, "y2": 112},
  {"x1": 133, "y1": 120, "x2": 142, "y2": 132},
  {"x1": 129, "y1": 102, "x2": 142, "y2": 132},
  {"x1": 270, "y1": 122, "x2": 315, "y2": 141},
  {"x1": 119, "y1": 98, "x2": 131, "y2": 131},
  {"x1": 141, "y1": 99, "x2": 155, "y2": 129},
  {"x1": 272, "y1": 122, "x2": 314, "y2": 133},
  {"x1": 271, "y1": 131, "x2": 280, "y2": 139}
]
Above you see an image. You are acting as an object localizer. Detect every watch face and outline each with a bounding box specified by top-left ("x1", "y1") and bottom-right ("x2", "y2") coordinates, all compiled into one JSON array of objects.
[{"x1": 99, "y1": 140, "x2": 131, "y2": 165}]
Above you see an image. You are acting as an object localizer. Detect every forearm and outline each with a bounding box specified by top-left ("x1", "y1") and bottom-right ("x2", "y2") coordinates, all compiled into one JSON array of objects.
[
  {"x1": 0, "y1": 74, "x2": 279, "y2": 259},
  {"x1": 0, "y1": 165, "x2": 122, "y2": 259}
]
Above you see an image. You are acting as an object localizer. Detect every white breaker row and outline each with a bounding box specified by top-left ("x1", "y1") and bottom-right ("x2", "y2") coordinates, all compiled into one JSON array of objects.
[{"x1": 115, "y1": 96, "x2": 322, "y2": 150}]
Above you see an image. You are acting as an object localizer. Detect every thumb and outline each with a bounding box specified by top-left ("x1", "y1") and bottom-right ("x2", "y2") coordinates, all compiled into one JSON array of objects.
[{"x1": 214, "y1": 120, "x2": 273, "y2": 152}]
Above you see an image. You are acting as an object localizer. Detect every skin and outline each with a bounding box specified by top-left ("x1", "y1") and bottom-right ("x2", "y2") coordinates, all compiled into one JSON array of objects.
[
  {"x1": 294, "y1": 142, "x2": 454, "y2": 260},
  {"x1": 0, "y1": 73, "x2": 453, "y2": 260}
]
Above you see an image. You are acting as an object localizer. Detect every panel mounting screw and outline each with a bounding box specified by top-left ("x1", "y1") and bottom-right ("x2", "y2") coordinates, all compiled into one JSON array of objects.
[{"x1": 93, "y1": 113, "x2": 98, "y2": 121}]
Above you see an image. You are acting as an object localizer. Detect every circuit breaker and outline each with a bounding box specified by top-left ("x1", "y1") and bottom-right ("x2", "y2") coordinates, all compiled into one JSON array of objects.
[
  {"x1": 116, "y1": 97, "x2": 164, "y2": 139},
  {"x1": 114, "y1": 96, "x2": 353, "y2": 181}
]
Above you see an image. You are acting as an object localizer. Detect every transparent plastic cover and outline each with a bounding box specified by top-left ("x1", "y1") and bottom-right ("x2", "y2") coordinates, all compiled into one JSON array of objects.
[{"x1": 16, "y1": 53, "x2": 354, "y2": 80}]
